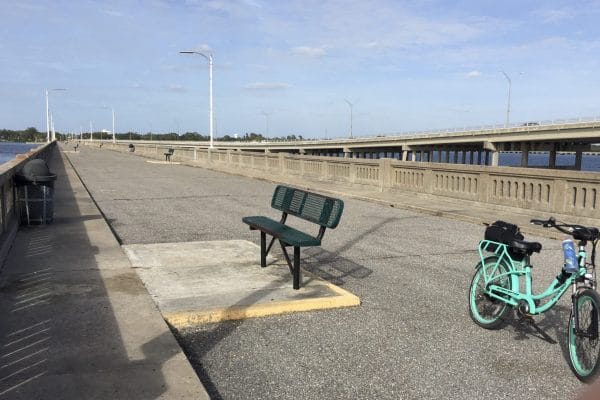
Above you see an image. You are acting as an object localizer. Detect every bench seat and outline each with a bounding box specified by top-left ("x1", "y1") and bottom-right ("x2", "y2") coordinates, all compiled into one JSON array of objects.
[{"x1": 242, "y1": 216, "x2": 321, "y2": 247}]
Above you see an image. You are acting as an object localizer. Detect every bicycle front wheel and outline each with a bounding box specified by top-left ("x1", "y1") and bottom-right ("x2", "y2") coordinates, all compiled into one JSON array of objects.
[
  {"x1": 569, "y1": 289, "x2": 600, "y2": 382},
  {"x1": 469, "y1": 257, "x2": 512, "y2": 330}
]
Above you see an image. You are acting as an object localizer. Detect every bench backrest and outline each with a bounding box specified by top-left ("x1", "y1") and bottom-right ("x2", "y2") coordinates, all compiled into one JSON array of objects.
[{"x1": 271, "y1": 185, "x2": 344, "y2": 229}]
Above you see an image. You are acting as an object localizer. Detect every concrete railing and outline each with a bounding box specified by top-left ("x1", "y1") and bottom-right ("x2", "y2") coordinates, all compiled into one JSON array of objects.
[
  {"x1": 98, "y1": 142, "x2": 600, "y2": 221},
  {"x1": 0, "y1": 142, "x2": 56, "y2": 264}
]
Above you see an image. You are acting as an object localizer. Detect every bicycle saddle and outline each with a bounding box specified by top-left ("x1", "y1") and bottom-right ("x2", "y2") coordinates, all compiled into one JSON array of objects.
[{"x1": 510, "y1": 239, "x2": 542, "y2": 255}]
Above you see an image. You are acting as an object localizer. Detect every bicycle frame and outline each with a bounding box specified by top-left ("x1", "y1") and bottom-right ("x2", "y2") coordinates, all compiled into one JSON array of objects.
[{"x1": 478, "y1": 240, "x2": 587, "y2": 315}]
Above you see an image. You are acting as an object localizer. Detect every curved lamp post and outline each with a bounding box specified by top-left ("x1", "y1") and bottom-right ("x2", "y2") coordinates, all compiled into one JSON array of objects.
[
  {"x1": 45, "y1": 88, "x2": 66, "y2": 142},
  {"x1": 344, "y1": 99, "x2": 354, "y2": 138},
  {"x1": 261, "y1": 111, "x2": 270, "y2": 139},
  {"x1": 501, "y1": 71, "x2": 511, "y2": 128},
  {"x1": 103, "y1": 106, "x2": 116, "y2": 143},
  {"x1": 180, "y1": 50, "x2": 214, "y2": 148}
]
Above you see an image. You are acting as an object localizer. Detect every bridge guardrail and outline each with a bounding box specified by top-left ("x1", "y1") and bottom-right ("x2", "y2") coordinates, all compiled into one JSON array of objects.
[
  {"x1": 97, "y1": 142, "x2": 599, "y2": 221},
  {"x1": 0, "y1": 142, "x2": 56, "y2": 266}
]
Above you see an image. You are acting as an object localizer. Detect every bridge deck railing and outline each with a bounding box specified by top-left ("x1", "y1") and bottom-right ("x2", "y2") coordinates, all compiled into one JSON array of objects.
[
  {"x1": 0, "y1": 142, "x2": 55, "y2": 264},
  {"x1": 98, "y1": 142, "x2": 599, "y2": 221}
]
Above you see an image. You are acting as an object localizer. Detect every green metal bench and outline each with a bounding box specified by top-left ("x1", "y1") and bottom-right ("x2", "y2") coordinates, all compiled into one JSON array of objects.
[
  {"x1": 242, "y1": 185, "x2": 344, "y2": 289},
  {"x1": 164, "y1": 148, "x2": 174, "y2": 161}
]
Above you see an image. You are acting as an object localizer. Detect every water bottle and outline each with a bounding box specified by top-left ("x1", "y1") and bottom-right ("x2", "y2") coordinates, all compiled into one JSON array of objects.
[{"x1": 562, "y1": 239, "x2": 579, "y2": 273}]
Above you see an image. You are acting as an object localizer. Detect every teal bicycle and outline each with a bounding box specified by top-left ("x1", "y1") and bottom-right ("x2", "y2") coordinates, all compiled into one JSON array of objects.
[{"x1": 469, "y1": 217, "x2": 600, "y2": 381}]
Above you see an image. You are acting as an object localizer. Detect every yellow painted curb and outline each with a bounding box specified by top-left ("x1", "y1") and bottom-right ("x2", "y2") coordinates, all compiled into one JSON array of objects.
[{"x1": 165, "y1": 273, "x2": 361, "y2": 329}]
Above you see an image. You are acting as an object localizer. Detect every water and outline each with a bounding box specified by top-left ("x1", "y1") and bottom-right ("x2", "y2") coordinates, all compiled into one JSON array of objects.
[
  {"x1": 499, "y1": 152, "x2": 600, "y2": 172},
  {"x1": 0, "y1": 142, "x2": 40, "y2": 166},
  {"x1": 423, "y1": 151, "x2": 600, "y2": 172}
]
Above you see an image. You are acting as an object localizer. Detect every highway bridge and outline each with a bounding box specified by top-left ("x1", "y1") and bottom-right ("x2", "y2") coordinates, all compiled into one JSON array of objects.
[{"x1": 114, "y1": 119, "x2": 600, "y2": 170}]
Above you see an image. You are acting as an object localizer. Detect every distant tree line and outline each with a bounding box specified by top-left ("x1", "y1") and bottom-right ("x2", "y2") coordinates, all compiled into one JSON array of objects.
[
  {"x1": 0, "y1": 127, "x2": 46, "y2": 142},
  {"x1": 113, "y1": 132, "x2": 304, "y2": 142},
  {"x1": 1, "y1": 127, "x2": 305, "y2": 143}
]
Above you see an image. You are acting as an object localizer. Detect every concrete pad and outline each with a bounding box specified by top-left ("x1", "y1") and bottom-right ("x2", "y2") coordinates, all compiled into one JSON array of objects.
[
  {"x1": 146, "y1": 160, "x2": 181, "y2": 165},
  {"x1": 122, "y1": 240, "x2": 360, "y2": 328}
]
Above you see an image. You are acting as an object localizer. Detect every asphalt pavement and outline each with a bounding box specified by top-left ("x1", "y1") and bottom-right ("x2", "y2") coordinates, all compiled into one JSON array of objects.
[{"x1": 64, "y1": 143, "x2": 595, "y2": 400}]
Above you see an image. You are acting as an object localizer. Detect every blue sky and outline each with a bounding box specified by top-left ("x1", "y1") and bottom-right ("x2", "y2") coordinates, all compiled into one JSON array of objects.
[{"x1": 2, "y1": 0, "x2": 600, "y2": 139}]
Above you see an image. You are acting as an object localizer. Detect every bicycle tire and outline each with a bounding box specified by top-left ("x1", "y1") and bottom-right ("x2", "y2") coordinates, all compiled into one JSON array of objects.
[
  {"x1": 568, "y1": 289, "x2": 600, "y2": 382},
  {"x1": 469, "y1": 256, "x2": 512, "y2": 329}
]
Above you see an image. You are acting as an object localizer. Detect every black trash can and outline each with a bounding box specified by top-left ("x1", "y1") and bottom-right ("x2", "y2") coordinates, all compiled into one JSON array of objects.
[{"x1": 15, "y1": 159, "x2": 57, "y2": 225}]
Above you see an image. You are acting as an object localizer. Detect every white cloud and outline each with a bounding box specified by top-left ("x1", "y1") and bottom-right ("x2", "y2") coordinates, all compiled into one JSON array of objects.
[
  {"x1": 534, "y1": 8, "x2": 575, "y2": 23},
  {"x1": 244, "y1": 82, "x2": 291, "y2": 90},
  {"x1": 167, "y1": 84, "x2": 186, "y2": 92},
  {"x1": 291, "y1": 46, "x2": 327, "y2": 58},
  {"x1": 466, "y1": 70, "x2": 481, "y2": 78},
  {"x1": 101, "y1": 9, "x2": 124, "y2": 17}
]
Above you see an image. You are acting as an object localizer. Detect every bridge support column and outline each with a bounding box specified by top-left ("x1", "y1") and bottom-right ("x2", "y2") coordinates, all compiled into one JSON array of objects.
[
  {"x1": 444, "y1": 148, "x2": 450, "y2": 163},
  {"x1": 549, "y1": 144, "x2": 557, "y2": 168},
  {"x1": 483, "y1": 142, "x2": 498, "y2": 167},
  {"x1": 521, "y1": 142, "x2": 530, "y2": 167},
  {"x1": 400, "y1": 147, "x2": 408, "y2": 161},
  {"x1": 491, "y1": 151, "x2": 499, "y2": 166},
  {"x1": 452, "y1": 150, "x2": 458, "y2": 164},
  {"x1": 575, "y1": 150, "x2": 583, "y2": 170}
]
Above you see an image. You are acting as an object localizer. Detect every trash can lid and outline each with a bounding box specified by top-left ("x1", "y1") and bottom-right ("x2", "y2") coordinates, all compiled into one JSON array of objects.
[{"x1": 17, "y1": 159, "x2": 57, "y2": 183}]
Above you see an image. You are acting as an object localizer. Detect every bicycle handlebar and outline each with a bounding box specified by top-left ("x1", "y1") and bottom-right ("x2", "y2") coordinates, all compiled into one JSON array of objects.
[{"x1": 530, "y1": 217, "x2": 599, "y2": 241}]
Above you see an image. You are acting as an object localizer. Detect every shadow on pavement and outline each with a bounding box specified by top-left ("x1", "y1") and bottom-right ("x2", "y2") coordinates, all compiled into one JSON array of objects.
[{"x1": 0, "y1": 149, "x2": 183, "y2": 399}]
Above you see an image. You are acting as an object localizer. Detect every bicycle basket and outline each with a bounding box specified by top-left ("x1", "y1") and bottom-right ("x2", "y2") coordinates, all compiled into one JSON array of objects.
[{"x1": 484, "y1": 221, "x2": 524, "y2": 254}]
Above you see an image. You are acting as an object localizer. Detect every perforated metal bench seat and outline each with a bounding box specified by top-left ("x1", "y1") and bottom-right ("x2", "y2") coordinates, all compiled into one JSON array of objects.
[{"x1": 242, "y1": 216, "x2": 321, "y2": 247}]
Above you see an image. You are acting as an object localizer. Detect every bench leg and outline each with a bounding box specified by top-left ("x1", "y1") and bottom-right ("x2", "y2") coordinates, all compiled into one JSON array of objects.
[
  {"x1": 293, "y1": 246, "x2": 301, "y2": 290},
  {"x1": 260, "y1": 231, "x2": 267, "y2": 268}
]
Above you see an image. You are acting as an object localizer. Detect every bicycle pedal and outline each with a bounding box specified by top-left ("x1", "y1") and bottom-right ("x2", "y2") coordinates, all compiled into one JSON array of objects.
[{"x1": 518, "y1": 314, "x2": 535, "y2": 324}]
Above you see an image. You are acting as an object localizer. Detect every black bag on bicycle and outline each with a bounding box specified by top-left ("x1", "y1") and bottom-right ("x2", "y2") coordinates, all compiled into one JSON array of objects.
[{"x1": 484, "y1": 221, "x2": 525, "y2": 259}]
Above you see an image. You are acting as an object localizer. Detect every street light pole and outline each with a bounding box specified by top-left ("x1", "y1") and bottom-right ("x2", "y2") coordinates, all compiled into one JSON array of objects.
[
  {"x1": 344, "y1": 99, "x2": 353, "y2": 138},
  {"x1": 50, "y1": 113, "x2": 55, "y2": 141},
  {"x1": 261, "y1": 111, "x2": 270, "y2": 139},
  {"x1": 104, "y1": 106, "x2": 116, "y2": 143},
  {"x1": 501, "y1": 71, "x2": 511, "y2": 128},
  {"x1": 45, "y1": 88, "x2": 66, "y2": 142},
  {"x1": 180, "y1": 50, "x2": 214, "y2": 148},
  {"x1": 90, "y1": 121, "x2": 93, "y2": 142}
]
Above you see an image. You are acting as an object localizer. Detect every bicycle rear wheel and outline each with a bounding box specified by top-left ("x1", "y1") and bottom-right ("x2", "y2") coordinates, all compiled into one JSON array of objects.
[
  {"x1": 469, "y1": 257, "x2": 512, "y2": 329},
  {"x1": 569, "y1": 289, "x2": 600, "y2": 382}
]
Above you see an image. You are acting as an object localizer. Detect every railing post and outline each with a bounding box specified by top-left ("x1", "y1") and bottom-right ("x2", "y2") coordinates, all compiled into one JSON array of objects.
[
  {"x1": 349, "y1": 161, "x2": 357, "y2": 184},
  {"x1": 321, "y1": 159, "x2": 329, "y2": 181},
  {"x1": 279, "y1": 153, "x2": 285, "y2": 175},
  {"x1": 380, "y1": 158, "x2": 392, "y2": 192},
  {"x1": 478, "y1": 171, "x2": 489, "y2": 203},
  {"x1": 551, "y1": 178, "x2": 568, "y2": 214}
]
